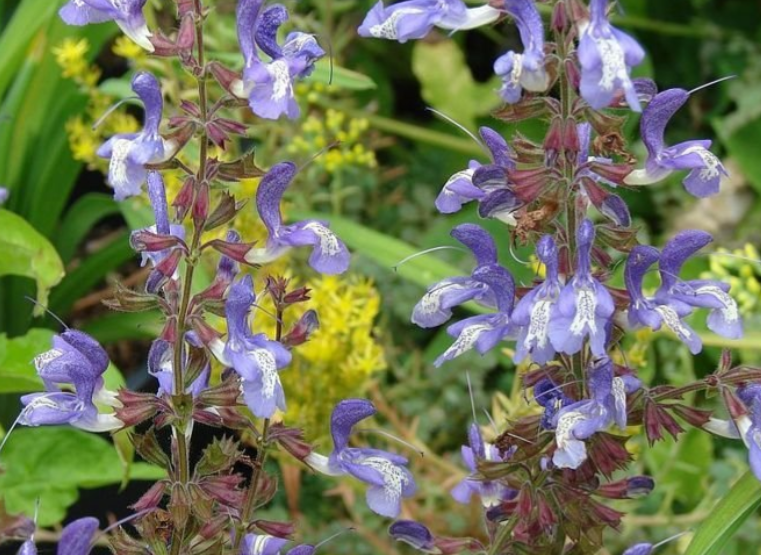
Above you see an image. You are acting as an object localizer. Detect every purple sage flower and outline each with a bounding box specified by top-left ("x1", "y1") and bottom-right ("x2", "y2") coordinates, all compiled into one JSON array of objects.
[
  {"x1": 240, "y1": 534, "x2": 289, "y2": 555},
  {"x1": 17, "y1": 515, "x2": 99, "y2": 555},
  {"x1": 305, "y1": 399, "x2": 416, "y2": 518},
  {"x1": 60, "y1": 0, "x2": 153, "y2": 52},
  {"x1": 451, "y1": 424, "x2": 514, "y2": 507},
  {"x1": 19, "y1": 331, "x2": 122, "y2": 432},
  {"x1": 533, "y1": 378, "x2": 573, "y2": 429},
  {"x1": 210, "y1": 275, "x2": 292, "y2": 418},
  {"x1": 435, "y1": 127, "x2": 519, "y2": 223},
  {"x1": 232, "y1": 0, "x2": 325, "y2": 119},
  {"x1": 512, "y1": 235, "x2": 562, "y2": 365},
  {"x1": 133, "y1": 171, "x2": 186, "y2": 270},
  {"x1": 494, "y1": 0, "x2": 549, "y2": 104},
  {"x1": 411, "y1": 223, "x2": 500, "y2": 328},
  {"x1": 0, "y1": 187, "x2": 8, "y2": 205},
  {"x1": 625, "y1": 88, "x2": 728, "y2": 197},
  {"x1": 577, "y1": 0, "x2": 644, "y2": 111},
  {"x1": 246, "y1": 162, "x2": 350, "y2": 274},
  {"x1": 434, "y1": 263, "x2": 515, "y2": 367},
  {"x1": 552, "y1": 357, "x2": 639, "y2": 469},
  {"x1": 625, "y1": 245, "x2": 702, "y2": 354},
  {"x1": 97, "y1": 72, "x2": 177, "y2": 200},
  {"x1": 548, "y1": 219, "x2": 614, "y2": 357},
  {"x1": 358, "y1": 0, "x2": 500, "y2": 43}
]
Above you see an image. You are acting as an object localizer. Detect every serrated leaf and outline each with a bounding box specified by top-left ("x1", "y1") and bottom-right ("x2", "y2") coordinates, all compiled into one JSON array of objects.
[
  {"x1": 0, "y1": 427, "x2": 165, "y2": 526},
  {"x1": 684, "y1": 470, "x2": 761, "y2": 555},
  {"x1": 0, "y1": 209, "x2": 64, "y2": 314}
]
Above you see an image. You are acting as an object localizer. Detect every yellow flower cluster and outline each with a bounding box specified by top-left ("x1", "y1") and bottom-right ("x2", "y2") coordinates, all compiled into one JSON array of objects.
[
  {"x1": 112, "y1": 36, "x2": 147, "y2": 61},
  {"x1": 53, "y1": 38, "x2": 141, "y2": 169},
  {"x1": 253, "y1": 275, "x2": 387, "y2": 440},
  {"x1": 702, "y1": 244, "x2": 761, "y2": 315},
  {"x1": 286, "y1": 107, "x2": 376, "y2": 174}
]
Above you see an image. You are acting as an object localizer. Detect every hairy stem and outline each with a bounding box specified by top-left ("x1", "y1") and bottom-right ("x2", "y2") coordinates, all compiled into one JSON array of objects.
[{"x1": 169, "y1": 2, "x2": 209, "y2": 554}]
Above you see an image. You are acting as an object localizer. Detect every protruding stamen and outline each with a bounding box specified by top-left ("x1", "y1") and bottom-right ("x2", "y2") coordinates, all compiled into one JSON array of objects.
[
  {"x1": 92, "y1": 96, "x2": 140, "y2": 130},
  {"x1": 313, "y1": 527, "x2": 356, "y2": 550},
  {"x1": 426, "y1": 107, "x2": 488, "y2": 156},
  {"x1": 688, "y1": 75, "x2": 736, "y2": 96},
  {"x1": 24, "y1": 296, "x2": 69, "y2": 329},
  {"x1": 296, "y1": 140, "x2": 341, "y2": 174},
  {"x1": 0, "y1": 413, "x2": 23, "y2": 457},
  {"x1": 354, "y1": 428, "x2": 424, "y2": 458},
  {"x1": 392, "y1": 246, "x2": 467, "y2": 272},
  {"x1": 653, "y1": 531, "x2": 690, "y2": 549}
]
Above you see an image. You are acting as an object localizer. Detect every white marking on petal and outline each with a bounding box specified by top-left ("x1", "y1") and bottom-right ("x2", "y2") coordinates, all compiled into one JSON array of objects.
[
  {"x1": 612, "y1": 376, "x2": 626, "y2": 427},
  {"x1": 34, "y1": 349, "x2": 64, "y2": 372},
  {"x1": 420, "y1": 282, "x2": 466, "y2": 315},
  {"x1": 283, "y1": 33, "x2": 318, "y2": 57},
  {"x1": 369, "y1": 8, "x2": 425, "y2": 39},
  {"x1": 115, "y1": 20, "x2": 154, "y2": 52},
  {"x1": 569, "y1": 288, "x2": 598, "y2": 336},
  {"x1": 555, "y1": 410, "x2": 587, "y2": 451},
  {"x1": 442, "y1": 324, "x2": 492, "y2": 360},
  {"x1": 509, "y1": 53, "x2": 524, "y2": 87},
  {"x1": 251, "y1": 534, "x2": 272, "y2": 555},
  {"x1": 593, "y1": 36, "x2": 627, "y2": 91},
  {"x1": 251, "y1": 348, "x2": 279, "y2": 399},
  {"x1": 525, "y1": 299, "x2": 553, "y2": 350},
  {"x1": 267, "y1": 59, "x2": 292, "y2": 101},
  {"x1": 302, "y1": 222, "x2": 341, "y2": 256},
  {"x1": 655, "y1": 305, "x2": 692, "y2": 341},
  {"x1": 359, "y1": 456, "x2": 410, "y2": 504},
  {"x1": 680, "y1": 146, "x2": 721, "y2": 182},
  {"x1": 695, "y1": 285, "x2": 739, "y2": 323},
  {"x1": 109, "y1": 138, "x2": 133, "y2": 187}
]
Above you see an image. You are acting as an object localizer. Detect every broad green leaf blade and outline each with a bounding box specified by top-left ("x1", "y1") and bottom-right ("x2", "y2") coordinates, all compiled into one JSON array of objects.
[
  {"x1": 0, "y1": 209, "x2": 65, "y2": 313},
  {"x1": 684, "y1": 470, "x2": 761, "y2": 555},
  {"x1": 0, "y1": 427, "x2": 165, "y2": 526},
  {"x1": 49, "y1": 232, "x2": 135, "y2": 316},
  {"x1": 411, "y1": 40, "x2": 500, "y2": 129},
  {"x1": 56, "y1": 193, "x2": 120, "y2": 263},
  {"x1": 0, "y1": 329, "x2": 54, "y2": 393}
]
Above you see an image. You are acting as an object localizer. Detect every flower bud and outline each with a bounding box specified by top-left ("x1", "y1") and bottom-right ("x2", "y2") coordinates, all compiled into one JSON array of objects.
[
  {"x1": 132, "y1": 427, "x2": 172, "y2": 469},
  {"x1": 130, "y1": 230, "x2": 186, "y2": 253},
  {"x1": 670, "y1": 404, "x2": 712, "y2": 428},
  {"x1": 208, "y1": 61, "x2": 242, "y2": 95},
  {"x1": 204, "y1": 192, "x2": 243, "y2": 232},
  {"x1": 198, "y1": 474, "x2": 244, "y2": 509},
  {"x1": 596, "y1": 476, "x2": 654, "y2": 499},
  {"x1": 282, "y1": 310, "x2": 320, "y2": 348},
  {"x1": 193, "y1": 181, "x2": 210, "y2": 227},
  {"x1": 206, "y1": 238, "x2": 258, "y2": 266},
  {"x1": 116, "y1": 390, "x2": 166, "y2": 428},
  {"x1": 551, "y1": 1, "x2": 569, "y2": 32},
  {"x1": 168, "y1": 482, "x2": 192, "y2": 529},
  {"x1": 131, "y1": 480, "x2": 168, "y2": 511},
  {"x1": 255, "y1": 520, "x2": 296, "y2": 538},
  {"x1": 173, "y1": 177, "x2": 196, "y2": 221}
]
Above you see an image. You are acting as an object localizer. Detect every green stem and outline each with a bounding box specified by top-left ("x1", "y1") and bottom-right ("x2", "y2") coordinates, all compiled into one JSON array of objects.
[{"x1": 169, "y1": 2, "x2": 208, "y2": 554}]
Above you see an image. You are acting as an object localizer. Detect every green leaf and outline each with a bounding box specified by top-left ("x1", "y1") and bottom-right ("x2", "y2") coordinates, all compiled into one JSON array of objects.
[
  {"x1": 49, "y1": 232, "x2": 135, "y2": 316},
  {"x1": 0, "y1": 210, "x2": 65, "y2": 314},
  {"x1": 304, "y1": 59, "x2": 377, "y2": 90},
  {"x1": 56, "y1": 193, "x2": 120, "y2": 263},
  {"x1": 0, "y1": 427, "x2": 165, "y2": 526},
  {"x1": 411, "y1": 40, "x2": 500, "y2": 129},
  {"x1": 0, "y1": 0, "x2": 62, "y2": 98},
  {"x1": 0, "y1": 329, "x2": 54, "y2": 393},
  {"x1": 684, "y1": 471, "x2": 761, "y2": 555}
]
